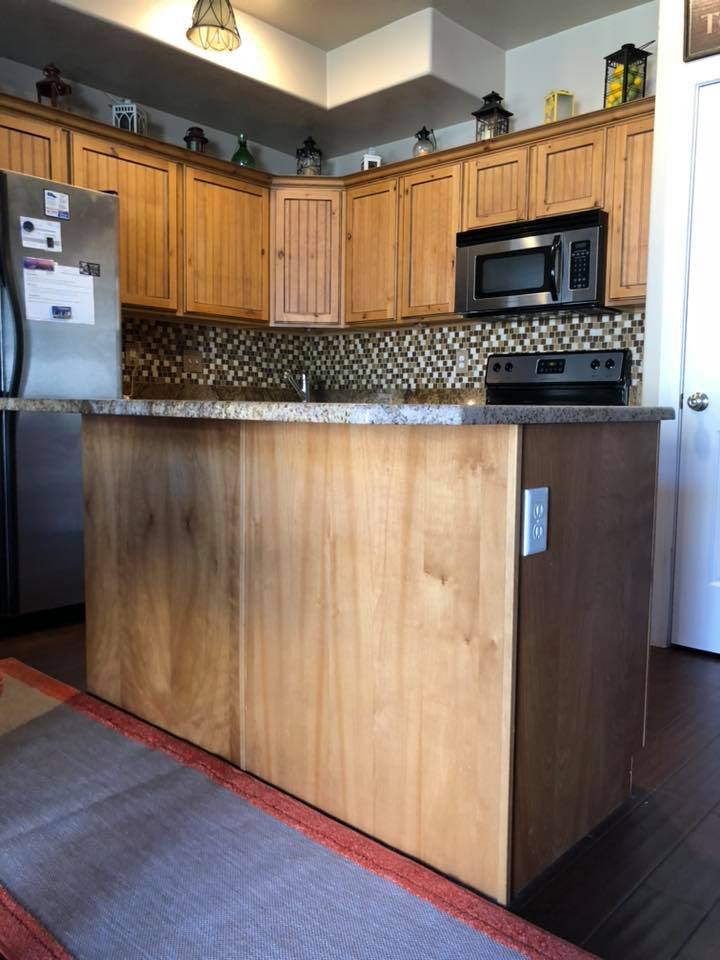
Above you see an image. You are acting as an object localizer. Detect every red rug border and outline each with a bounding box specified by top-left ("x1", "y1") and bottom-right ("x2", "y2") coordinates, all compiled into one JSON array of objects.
[{"x1": 0, "y1": 658, "x2": 594, "y2": 960}]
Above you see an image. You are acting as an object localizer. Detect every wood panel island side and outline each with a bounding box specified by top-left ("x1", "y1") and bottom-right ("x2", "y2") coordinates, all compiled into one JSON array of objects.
[{"x1": 0, "y1": 398, "x2": 672, "y2": 904}]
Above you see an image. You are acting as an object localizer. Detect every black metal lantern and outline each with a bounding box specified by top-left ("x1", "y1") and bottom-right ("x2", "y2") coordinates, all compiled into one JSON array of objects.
[
  {"x1": 36, "y1": 63, "x2": 71, "y2": 108},
  {"x1": 296, "y1": 136, "x2": 322, "y2": 176},
  {"x1": 604, "y1": 43, "x2": 650, "y2": 108},
  {"x1": 473, "y1": 92, "x2": 512, "y2": 142},
  {"x1": 184, "y1": 126, "x2": 208, "y2": 152}
]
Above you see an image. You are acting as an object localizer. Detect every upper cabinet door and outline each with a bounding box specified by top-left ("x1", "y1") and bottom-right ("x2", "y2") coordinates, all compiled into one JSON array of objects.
[
  {"x1": 0, "y1": 111, "x2": 68, "y2": 182},
  {"x1": 71, "y1": 134, "x2": 178, "y2": 311},
  {"x1": 345, "y1": 178, "x2": 398, "y2": 325},
  {"x1": 605, "y1": 117, "x2": 654, "y2": 304},
  {"x1": 399, "y1": 163, "x2": 461, "y2": 319},
  {"x1": 272, "y1": 187, "x2": 342, "y2": 326},
  {"x1": 462, "y1": 147, "x2": 529, "y2": 230},
  {"x1": 530, "y1": 129, "x2": 606, "y2": 219},
  {"x1": 185, "y1": 168, "x2": 269, "y2": 323}
]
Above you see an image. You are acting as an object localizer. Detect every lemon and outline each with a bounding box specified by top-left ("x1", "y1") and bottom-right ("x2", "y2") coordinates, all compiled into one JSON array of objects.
[{"x1": 613, "y1": 64, "x2": 624, "y2": 77}]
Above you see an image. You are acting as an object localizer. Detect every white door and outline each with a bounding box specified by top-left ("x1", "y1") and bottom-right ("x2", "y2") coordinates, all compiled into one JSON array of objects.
[{"x1": 673, "y1": 79, "x2": 720, "y2": 652}]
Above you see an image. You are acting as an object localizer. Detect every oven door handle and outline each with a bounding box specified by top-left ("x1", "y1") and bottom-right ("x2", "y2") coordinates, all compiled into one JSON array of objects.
[{"x1": 549, "y1": 235, "x2": 562, "y2": 301}]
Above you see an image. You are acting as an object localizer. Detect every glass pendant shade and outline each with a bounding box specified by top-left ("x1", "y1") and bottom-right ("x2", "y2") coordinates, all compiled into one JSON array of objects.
[{"x1": 187, "y1": 0, "x2": 241, "y2": 52}]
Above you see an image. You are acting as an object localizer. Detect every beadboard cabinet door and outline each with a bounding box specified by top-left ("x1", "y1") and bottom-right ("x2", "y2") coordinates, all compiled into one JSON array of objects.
[
  {"x1": 185, "y1": 168, "x2": 269, "y2": 323},
  {"x1": 272, "y1": 186, "x2": 342, "y2": 326},
  {"x1": 399, "y1": 164, "x2": 461, "y2": 319},
  {"x1": 0, "y1": 110, "x2": 68, "y2": 181},
  {"x1": 71, "y1": 133, "x2": 178, "y2": 311},
  {"x1": 605, "y1": 116, "x2": 654, "y2": 304},
  {"x1": 345, "y1": 178, "x2": 398, "y2": 324},
  {"x1": 530, "y1": 129, "x2": 606, "y2": 219},
  {"x1": 462, "y1": 147, "x2": 529, "y2": 229}
]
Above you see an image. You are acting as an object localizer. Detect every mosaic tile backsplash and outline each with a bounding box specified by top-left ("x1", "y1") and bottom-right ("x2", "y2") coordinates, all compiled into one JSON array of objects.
[{"x1": 122, "y1": 312, "x2": 645, "y2": 399}]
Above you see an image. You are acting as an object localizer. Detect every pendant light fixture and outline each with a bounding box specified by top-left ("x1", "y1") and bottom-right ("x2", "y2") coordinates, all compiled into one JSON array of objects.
[{"x1": 186, "y1": 0, "x2": 241, "y2": 52}]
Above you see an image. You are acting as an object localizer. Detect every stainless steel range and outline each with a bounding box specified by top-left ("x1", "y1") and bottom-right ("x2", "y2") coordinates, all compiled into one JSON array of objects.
[{"x1": 485, "y1": 349, "x2": 632, "y2": 405}]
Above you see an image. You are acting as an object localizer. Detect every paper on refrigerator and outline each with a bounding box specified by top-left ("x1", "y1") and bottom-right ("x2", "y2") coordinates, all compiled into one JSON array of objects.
[{"x1": 23, "y1": 259, "x2": 95, "y2": 325}]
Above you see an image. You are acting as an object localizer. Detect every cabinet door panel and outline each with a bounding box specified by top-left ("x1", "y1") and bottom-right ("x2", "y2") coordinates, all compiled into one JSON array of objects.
[
  {"x1": 186, "y1": 168, "x2": 269, "y2": 323},
  {"x1": 606, "y1": 117, "x2": 654, "y2": 303},
  {"x1": 531, "y1": 129, "x2": 605, "y2": 218},
  {"x1": 273, "y1": 187, "x2": 341, "y2": 325},
  {"x1": 345, "y1": 179, "x2": 398, "y2": 324},
  {"x1": 0, "y1": 111, "x2": 68, "y2": 181},
  {"x1": 399, "y1": 164, "x2": 461, "y2": 319},
  {"x1": 72, "y1": 134, "x2": 177, "y2": 310},
  {"x1": 463, "y1": 148, "x2": 529, "y2": 229}
]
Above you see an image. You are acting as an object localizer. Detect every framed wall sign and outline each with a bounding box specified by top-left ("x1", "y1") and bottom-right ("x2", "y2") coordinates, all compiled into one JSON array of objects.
[{"x1": 686, "y1": 0, "x2": 720, "y2": 61}]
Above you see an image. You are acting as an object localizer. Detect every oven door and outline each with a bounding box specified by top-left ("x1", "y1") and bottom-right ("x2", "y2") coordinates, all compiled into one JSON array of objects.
[{"x1": 457, "y1": 231, "x2": 564, "y2": 314}]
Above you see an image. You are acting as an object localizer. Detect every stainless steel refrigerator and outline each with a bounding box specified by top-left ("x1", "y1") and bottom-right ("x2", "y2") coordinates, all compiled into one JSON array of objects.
[{"x1": 0, "y1": 170, "x2": 121, "y2": 618}]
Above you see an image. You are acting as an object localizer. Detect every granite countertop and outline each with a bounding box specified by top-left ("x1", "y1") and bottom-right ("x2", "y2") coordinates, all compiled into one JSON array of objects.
[{"x1": 0, "y1": 397, "x2": 675, "y2": 425}]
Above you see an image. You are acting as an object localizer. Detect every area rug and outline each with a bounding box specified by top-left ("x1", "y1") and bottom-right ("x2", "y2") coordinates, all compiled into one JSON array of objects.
[{"x1": 0, "y1": 658, "x2": 593, "y2": 960}]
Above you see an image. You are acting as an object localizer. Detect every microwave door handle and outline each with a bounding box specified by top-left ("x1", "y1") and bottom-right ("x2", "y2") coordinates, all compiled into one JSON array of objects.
[{"x1": 549, "y1": 235, "x2": 562, "y2": 301}]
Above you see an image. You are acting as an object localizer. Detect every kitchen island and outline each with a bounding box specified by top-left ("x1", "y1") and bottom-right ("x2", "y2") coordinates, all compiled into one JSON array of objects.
[{"x1": 0, "y1": 398, "x2": 673, "y2": 904}]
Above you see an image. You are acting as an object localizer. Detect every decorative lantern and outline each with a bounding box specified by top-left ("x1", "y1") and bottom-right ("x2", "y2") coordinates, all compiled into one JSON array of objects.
[
  {"x1": 412, "y1": 126, "x2": 437, "y2": 157},
  {"x1": 544, "y1": 90, "x2": 575, "y2": 124},
  {"x1": 111, "y1": 99, "x2": 148, "y2": 135},
  {"x1": 186, "y1": 0, "x2": 241, "y2": 51},
  {"x1": 604, "y1": 43, "x2": 650, "y2": 108},
  {"x1": 231, "y1": 133, "x2": 255, "y2": 168},
  {"x1": 296, "y1": 136, "x2": 322, "y2": 176},
  {"x1": 35, "y1": 63, "x2": 71, "y2": 108},
  {"x1": 361, "y1": 148, "x2": 382, "y2": 171},
  {"x1": 184, "y1": 126, "x2": 208, "y2": 152},
  {"x1": 472, "y1": 92, "x2": 512, "y2": 141}
]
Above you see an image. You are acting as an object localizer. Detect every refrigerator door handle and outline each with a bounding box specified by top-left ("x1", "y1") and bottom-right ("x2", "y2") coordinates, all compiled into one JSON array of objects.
[
  {"x1": 0, "y1": 177, "x2": 25, "y2": 398},
  {"x1": 0, "y1": 411, "x2": 19, "y2": 617}
]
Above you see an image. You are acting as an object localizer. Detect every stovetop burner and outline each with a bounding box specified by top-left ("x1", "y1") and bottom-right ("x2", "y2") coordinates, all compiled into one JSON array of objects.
[{"x1": 485, "y1": 349, "x2": 632, "y2": 406}]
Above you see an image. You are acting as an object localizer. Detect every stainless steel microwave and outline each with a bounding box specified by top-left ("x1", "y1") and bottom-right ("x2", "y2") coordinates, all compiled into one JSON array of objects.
[{"x1": 455, "y1": 210, "x2": 609, "y2": 316}]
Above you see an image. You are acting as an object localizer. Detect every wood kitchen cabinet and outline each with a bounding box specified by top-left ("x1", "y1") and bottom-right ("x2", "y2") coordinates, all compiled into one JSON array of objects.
[
  {"x1": 462, "y1": 147, "x2": 529, "y2": 229},
  {"x1": 71, "y1": 133, "x2": 178, "y2": 311},
  {"x1": 83, "y1": 412, "x2": 662, "y2": 904},
  {"x1": 605, "y1": 116, "x2": 654, "y2": 304},
  {"x1": 530, "y1": 128, "x2": 606, "y2": 219},
  {"x1": 185, "y1": 167, "x2": 269, "y2": 323},
  {"x1": 271, "y1": 185, "x2": 342, "y2": 326},
  {"x1": 399, "y1": 163, "x2": 461, "y2": 319},
  {"x1": 0, "y1": 110, "x2": 68, "y2": 182},
  {"x1": 345, "y1": 178, "x2": 398, "y2": 324}
]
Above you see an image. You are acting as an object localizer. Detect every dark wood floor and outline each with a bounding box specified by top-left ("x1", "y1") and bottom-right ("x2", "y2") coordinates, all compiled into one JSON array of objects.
[{"x1": 1, "y1": 625, "x2": 719, "y2": 959}]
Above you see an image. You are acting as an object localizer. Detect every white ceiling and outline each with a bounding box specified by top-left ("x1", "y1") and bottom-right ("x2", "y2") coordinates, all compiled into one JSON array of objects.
[{"x1": 234, "y1": 0, "x2": 652, "y2": 51}]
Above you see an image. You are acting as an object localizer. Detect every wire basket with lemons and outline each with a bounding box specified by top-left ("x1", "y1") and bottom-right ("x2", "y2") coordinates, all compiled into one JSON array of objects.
[{"x1": 603, "y1": 42, "x2": 653, "y2": 108}]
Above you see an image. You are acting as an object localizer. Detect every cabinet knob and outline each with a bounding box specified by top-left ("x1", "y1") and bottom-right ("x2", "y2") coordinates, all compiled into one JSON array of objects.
[
  {"x1": 277, "y1": 250, "x2": 284, "y2": 260},
  {"x1": 347, "y1": 232, "x2": 352, "y2": 241}
]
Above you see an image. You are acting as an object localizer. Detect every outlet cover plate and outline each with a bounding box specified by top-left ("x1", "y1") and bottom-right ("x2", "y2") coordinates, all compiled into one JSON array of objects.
[
  {"x1": 522, "y1": 487, "x2": 549, "y2": 557},
  {"x1": 183, "y1": 351, "x2": 203, "y2": 374}
]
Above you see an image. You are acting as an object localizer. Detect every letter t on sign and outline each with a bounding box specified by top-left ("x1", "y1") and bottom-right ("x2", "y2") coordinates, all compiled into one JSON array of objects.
[{"x1": 686, "y1": 0, "x2": 720, "y2": 60}]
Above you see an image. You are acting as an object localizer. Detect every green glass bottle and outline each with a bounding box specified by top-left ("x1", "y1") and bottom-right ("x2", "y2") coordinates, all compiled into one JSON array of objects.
[{"x1": 231, "y1": 133, "x2": 255, "y2": 168}]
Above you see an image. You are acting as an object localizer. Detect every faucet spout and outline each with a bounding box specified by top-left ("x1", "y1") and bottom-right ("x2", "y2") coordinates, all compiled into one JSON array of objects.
[{"x1": 285, "y1": 370, "x2": 311, "y2": 403}]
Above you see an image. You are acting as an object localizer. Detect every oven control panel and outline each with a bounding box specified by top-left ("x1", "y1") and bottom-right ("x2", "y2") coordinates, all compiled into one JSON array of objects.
[{"x1": 485, "y1": 349, "x2": 632, "y2": 405}]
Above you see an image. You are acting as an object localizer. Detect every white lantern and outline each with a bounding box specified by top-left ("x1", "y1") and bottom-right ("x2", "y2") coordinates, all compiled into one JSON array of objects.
[
  {"x1": 361, "y1": 148, "x2": 382, "y2": 171},
  {"x1": 111, "y1": 99, "x2": 148, "y2": 136}
]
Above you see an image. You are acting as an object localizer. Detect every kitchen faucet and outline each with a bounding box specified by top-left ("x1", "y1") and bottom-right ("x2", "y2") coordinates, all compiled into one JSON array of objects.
[{"x1": 285, "y1": 370, "x2": 311, "y2": 403}]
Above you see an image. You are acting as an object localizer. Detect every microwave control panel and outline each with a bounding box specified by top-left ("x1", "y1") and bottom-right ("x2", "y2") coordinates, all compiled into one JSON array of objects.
[{"x1": 569, "y1": 240, "x2": 592, "y2": 289}]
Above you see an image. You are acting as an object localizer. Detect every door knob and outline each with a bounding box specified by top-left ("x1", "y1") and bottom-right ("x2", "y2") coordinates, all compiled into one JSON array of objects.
[{"x1": 687, "y1": 392, "x2": 710, "y2": 412}]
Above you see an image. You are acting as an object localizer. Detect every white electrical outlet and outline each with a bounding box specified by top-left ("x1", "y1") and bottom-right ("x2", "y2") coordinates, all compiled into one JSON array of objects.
[
  {"x1": 456, "y1": 349, "x2": 469, "y2": 374},
  {"x1": 522, "y1": 487, "x2": 549, "y2": 557}
]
